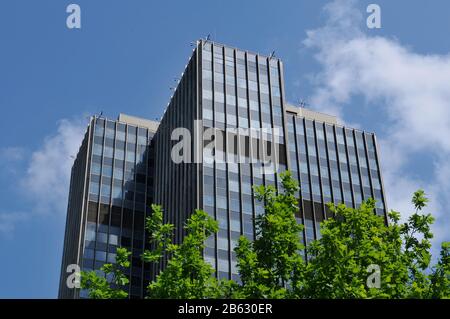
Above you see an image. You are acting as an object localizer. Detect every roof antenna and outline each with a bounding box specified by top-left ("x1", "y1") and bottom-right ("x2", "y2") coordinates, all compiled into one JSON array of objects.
[
  {"x1": 269, "y1": 50, "x2": 276, "y2": 60},
  {"x1": 299, "y1": 99, "x2": 309, "y2": 108},
  {"x1": 198, "y1": 34, "x2": 212, "y2": 46}
]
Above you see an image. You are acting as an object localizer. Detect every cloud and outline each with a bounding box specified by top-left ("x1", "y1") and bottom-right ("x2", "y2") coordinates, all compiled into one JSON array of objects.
[
  {"x1": 0, "y1": 118, "x2": 86, "y2": 236},
  {"x1": 22, "y1": 118, "x2": 86, "y2": 214},
  {"x1": 304, "y1": 0, "x2": 450, "y2": 251}
]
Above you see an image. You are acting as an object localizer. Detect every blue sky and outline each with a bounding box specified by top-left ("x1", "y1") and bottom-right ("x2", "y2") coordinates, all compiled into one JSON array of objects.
[{"x1": 0, "y1": 0, "x2": 449, "y2": 298}]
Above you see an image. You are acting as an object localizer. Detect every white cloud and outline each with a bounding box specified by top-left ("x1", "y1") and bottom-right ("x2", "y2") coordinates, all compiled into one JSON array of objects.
[
  {"x1": 304, "y1": 0, "x2": 450, "y2": 251},
  {"x1": 0, "y1": 118, "x2": 86, "y2": 236},
  {"x1": 22, "y1": 118, "x2": 86, "y2": 214}
]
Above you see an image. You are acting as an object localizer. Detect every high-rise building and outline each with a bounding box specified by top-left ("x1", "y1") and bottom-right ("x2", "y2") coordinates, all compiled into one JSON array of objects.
[
  {"x1": 59, "y1": 40, "x2": 387, "y2": 298},
  {"x1": 284, "y1": 105, "x2": 387, "y2": 250},
  {"x1": 152, "y1": 40, "x2": 387, "y2": 281},
  {"x1": 58, "y1": 114, "x2": 159, "y2": 299}
]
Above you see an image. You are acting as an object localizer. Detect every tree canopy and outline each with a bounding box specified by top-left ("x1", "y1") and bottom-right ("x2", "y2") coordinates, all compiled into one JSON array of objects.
[{"x1": 80, "y1": 172, "x2": 449, "y2": 299}]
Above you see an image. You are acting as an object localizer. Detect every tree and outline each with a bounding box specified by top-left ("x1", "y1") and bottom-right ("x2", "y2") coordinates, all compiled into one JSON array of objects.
[
  {"x1": 428, "y1": 242, "x2": 450, "y2": 298},
  {"x1": 400, "y1": 189, "x2": 434, "y2": 297},
  {"x1": 144, "y1": 204, "x2": 223, "y2": 298},
  {"x1": 142, "y1": 204, "x2": 174, "y2": 264},
  {"x1": 235, "y1": 171, "x2": 305, "y2": 298},
  {"x1": 79, "y1": 173, "x2": 450, "y2": 299},
  {"x1": 80, "y1": 247, "x2": 131, "y2": 299},
  {"x1": 302, "y1": 188, "x2": 448, "y2": 299},
  {"x1": 302, "y1": 199, "x2": 405, "y2": 298}
]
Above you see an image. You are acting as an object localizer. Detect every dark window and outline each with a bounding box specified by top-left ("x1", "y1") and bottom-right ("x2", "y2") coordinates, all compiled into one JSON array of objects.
[
  {"x1": 98, "y1": 204, "x2": 110, "y2": 225},
  {"x1": 303, "y1": 200, "x2": 313, "y2": 220},
  {"x1": 122, "y1": 208, "x2": 133, "y2": 229},
  {"x1": 87, "y1": 202, "x2": 98, "y2": 222}
]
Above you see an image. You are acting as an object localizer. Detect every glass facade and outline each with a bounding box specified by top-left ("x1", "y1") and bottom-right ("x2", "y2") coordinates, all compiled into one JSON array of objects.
[
  {"x1": 198, "y1": 41, "x2": 386, "y2": 277},
  {"x1": 285, "y1": 113, "x2": 387, "y2": 253},
  {"x1": 200, "y1": 41, "x2": 288, "y2": 280},
  {"x1": 60, "y1": 40, "x2": 387, "y2": 298},
  {"x1": 59, "y1": 116, "x2": 157, "y2": 299}
]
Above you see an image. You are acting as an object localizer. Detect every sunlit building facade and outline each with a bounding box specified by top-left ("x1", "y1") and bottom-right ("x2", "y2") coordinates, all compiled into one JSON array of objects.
[
  {"x1": 284, "y1": 105, "x2": 387, "y2": 252},
  {"x1": 152, "y1": 40, "x2": 387, "y2": 280},
  {"x1": 59, "y1": 40, "x2": 387, "y2": 298}
]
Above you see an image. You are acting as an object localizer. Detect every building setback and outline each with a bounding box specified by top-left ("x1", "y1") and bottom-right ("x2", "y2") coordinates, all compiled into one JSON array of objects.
[
  {"x1": 58, "y1": 40, "x2": 387, "y2": 298},
  {"x1": 58, "y1": 114, "x2": 159, "y2": 299}
]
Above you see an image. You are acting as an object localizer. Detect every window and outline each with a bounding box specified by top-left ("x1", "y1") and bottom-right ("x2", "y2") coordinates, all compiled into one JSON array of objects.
[
  {"x1": 96, "y1": 232, "x2": 108, "y2": 244},
  {"x1": 229, "y1": 180, "x2": 239, "y2": 190},
  {"x1": 85, "y1": 228, "x2": 96, "y2": 242},
  {"x1": 218, "y1": 258, "x2": 229, "y2": 273},
  {"x1": 89, "y1": 182, "x2": 100, "y2": 195},
  {"x1": 95, "y1": 251, "x2": 107, "y2": 262},
  {"x1": 84, "y1": 248, "x2": 95, "y2": 260},
  {"x1": 115, "y1": 149, "x2": 125, "y2": 160},
  {"x1": 215, "y1": 111, "x2": 225, "y2": 123},
  {"x1": 372, "y1": 176, "x2": 381, "y2": 189},
  {"x1": 218, "y1": 236, "x2": 228, "y2": 250},
  {"x1": 116, "y1": 130, "x2": 126, "y2": 141},
  {"x1": 215, "y1": 92, "x2": 225, "y2": 103},
  {"x1": 203, "y1": 50, "x2": 212, "y2": 61},
  {"x1": 113, "y1": 167, "x2": 123, "y2": 180},
  {"x1": 102, "y1": 165, "x2": 113, "y2": 177},
  {"x1": 230, "y1": 218, "x2": 240, "y2": 232},
  {"x1": 204, "y1": 195, "x2": 214, "y2": 207},
  {"x1": 105, "y1": 128, "x2": 115, "y2": 139},
  {"x1": 203, "y1": 68, "x2": 212, "y2": 80},
  {"x1": 203, "y1": 109, "x2": 213, "y2": 120},
  {"x1": 94, "y1": 123, "x2": 104, "y2": 135},
  {"x1": 112, "y1": 186, "x2": 122, "y2": 200},
  {"x1": 107, "y1": 253, "x2": 116, "y2": 263},
  {"x1": 109, "y1": 234, "x2": 118, "y2": 246},
  {"x1": 93, "y1": 144, "x2": 103, "y2": 156},
  {"x1": 230, "y1": 199, "x2": 240, "y2": 212},
  {"x1": 104, "y1": 146, "x2": 113, "y2": 158},
  {"x1": 127, "y1": 133, "x2": 137, "y2": 144},
  {"x1": 217, "y1": 196, "x2": 227, "y2": 209},
  {"x1": 126, "y1": 152, "x2": 136, "y2": 163},
  {"x1": 101, "y1": 185, "x2": 111, "y2": 197}
]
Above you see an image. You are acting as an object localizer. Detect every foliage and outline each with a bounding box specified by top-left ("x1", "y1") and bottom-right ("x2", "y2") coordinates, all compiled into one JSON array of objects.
[
  {"x1": 142, "y1": 204, "x2": 174, "y2": 264},
  {"x1": 301, "y1": 188, "x2": 448, "y2": 299},
  {"x1": 80, "y1": 247, "x2": 131, "y2": 299},
  {"x1": 428, "y1": 242, "x2": 450, "y2": 298},
  {"x1": 144, "y1": 205, "x2": 222, "y2": 298},
  {"x1": 302, "y1": 199, "x2": 405, "y2": 298},
  {"x1": 235, "y1": 171, "x2": 305, "y2": 298},
  {"x1": 79, "y1": 174, "x2": 450, "y2": 299}
]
